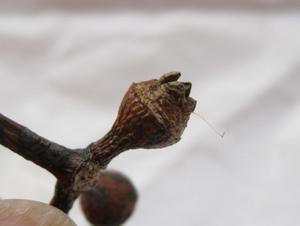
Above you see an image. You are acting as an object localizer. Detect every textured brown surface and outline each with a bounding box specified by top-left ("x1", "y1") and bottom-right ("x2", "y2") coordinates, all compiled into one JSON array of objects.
[{"x1": 91, "y1": 71, "x2": 196, "y2": 155}]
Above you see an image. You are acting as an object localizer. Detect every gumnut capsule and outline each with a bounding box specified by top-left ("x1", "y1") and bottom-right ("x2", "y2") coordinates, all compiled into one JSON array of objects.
[{"x1": 95, "y1": 71, "x2": 197, "y2": 153}]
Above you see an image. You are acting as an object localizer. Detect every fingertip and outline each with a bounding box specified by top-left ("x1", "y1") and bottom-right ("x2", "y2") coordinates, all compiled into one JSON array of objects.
[{"x1": 0, "y1": 199, "x2": 76, "y2": 226}]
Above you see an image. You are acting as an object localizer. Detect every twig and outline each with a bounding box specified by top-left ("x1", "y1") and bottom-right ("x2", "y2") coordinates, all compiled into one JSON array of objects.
[{"x1": 0, "y1": 72, "x2": 196, "y2": 213}]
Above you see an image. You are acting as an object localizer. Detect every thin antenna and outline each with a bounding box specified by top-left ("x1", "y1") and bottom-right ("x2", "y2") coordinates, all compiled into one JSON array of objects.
[{"x1": 193, "y1": 112, "x2": 225, "y2": 138}]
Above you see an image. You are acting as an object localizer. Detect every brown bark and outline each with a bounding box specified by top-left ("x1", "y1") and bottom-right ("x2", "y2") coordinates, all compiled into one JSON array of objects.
[{"x1": 0, "y1": 113, "x2": 83, "y2": 179}]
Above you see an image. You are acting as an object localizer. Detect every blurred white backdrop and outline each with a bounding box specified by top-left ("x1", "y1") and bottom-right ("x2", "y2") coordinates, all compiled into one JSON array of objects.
[{"x1": 1, "y1": 1, "x2": 300, "y2": 226}]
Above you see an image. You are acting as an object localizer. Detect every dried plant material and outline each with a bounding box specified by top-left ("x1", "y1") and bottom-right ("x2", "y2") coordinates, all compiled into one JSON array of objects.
[{"x1": 0, "y1": 72, "x2": 196, "y2": 214}]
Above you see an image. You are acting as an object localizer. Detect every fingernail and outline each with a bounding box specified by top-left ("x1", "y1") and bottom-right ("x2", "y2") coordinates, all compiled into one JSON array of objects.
[{"x1": 0, "y1": 199, "x2": 76, "y2": 226}]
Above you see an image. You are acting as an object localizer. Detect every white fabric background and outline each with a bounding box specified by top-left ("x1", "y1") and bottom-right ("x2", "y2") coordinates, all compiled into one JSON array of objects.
[{"x1": 1, "y1": 5, "x2": 300, "y2": 226}]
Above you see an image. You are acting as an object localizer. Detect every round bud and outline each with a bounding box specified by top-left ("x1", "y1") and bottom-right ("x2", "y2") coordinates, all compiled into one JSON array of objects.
[{"x1": 80, "y1": 170, "x2": 138, "y2": 226}]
